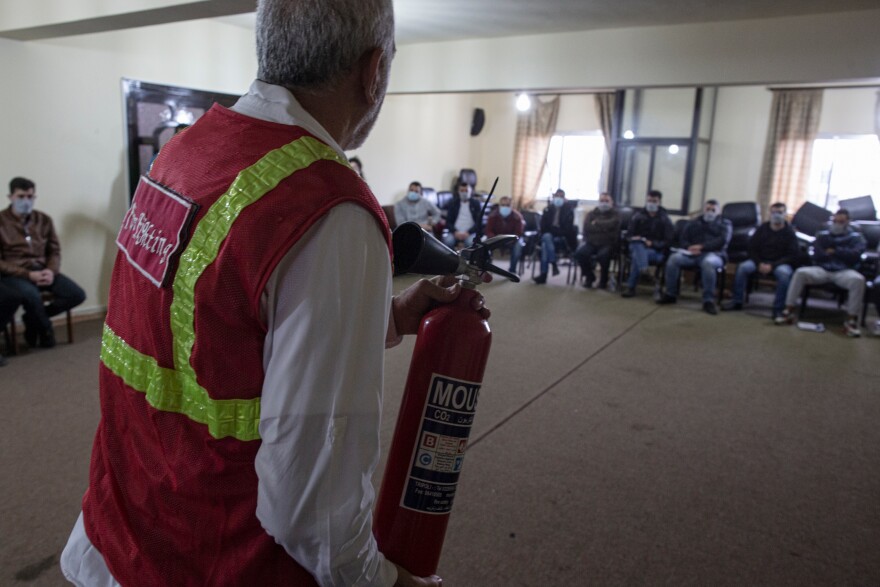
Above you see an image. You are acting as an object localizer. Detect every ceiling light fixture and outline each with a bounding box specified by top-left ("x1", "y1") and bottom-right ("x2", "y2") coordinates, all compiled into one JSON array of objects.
[{"x1": 515, "y1": 93, "x2": 531, "y2": 112}]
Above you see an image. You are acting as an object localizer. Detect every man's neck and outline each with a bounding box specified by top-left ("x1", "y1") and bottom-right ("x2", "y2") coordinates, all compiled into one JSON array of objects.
[{"x1": 770, "y1": 221, "x2": 784, "y2": 231}]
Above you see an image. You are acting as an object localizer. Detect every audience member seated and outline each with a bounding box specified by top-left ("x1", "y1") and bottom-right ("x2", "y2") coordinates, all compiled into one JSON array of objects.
[
  {"x1": 657, "y1": 199, "x2": 732, "y2": 315},
  {"x1": 573, "y1": 192, "x2": 620, "y2": 290},
  {"x1": 0, "y1": 281, "x2": 24, "y2": 366},
  {"x1": 722, "y1": 202, "x2": 799, "y2": 319},
  {"x1": 393, "y1": 181, "x2": 441, "y2": 232},
  {"x1": 443, "y1": 180, "x2": 483, "y2": 249},
  {"x1": 0, "y1": 177, "x2": 86, "y2": 348},
  {"x1": 621, "y1": 189, "x2": 674, "y2": 298},
  {"x1": 533, "y1": 189, "x2": 577, "y2": 285},
  {"x1": 485, "y1": 195, "x2": 524, "y2": 276},
  {"x1": 776, "y1": 208, "x2": 866, "y2": 337}
]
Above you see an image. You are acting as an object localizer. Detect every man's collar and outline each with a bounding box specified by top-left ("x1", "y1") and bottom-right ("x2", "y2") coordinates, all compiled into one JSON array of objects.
[{"x1": 231, "y1": 80, "x2": 346, "y2": 159}]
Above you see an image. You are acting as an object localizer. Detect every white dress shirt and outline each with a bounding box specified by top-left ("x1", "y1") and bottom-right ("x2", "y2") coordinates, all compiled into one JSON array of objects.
[{"x1": 62, "y1": 80, "x2": 398, "y2": 587}]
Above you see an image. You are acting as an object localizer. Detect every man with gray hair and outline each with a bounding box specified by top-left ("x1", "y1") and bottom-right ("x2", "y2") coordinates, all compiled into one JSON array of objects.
[{"x1": 62, "y1": 1, "x2": 464, "y2": 585}]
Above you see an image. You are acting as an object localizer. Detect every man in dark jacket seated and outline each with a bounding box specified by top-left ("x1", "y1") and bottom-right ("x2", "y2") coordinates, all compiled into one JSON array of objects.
[
  {"x1": 621, "y1": 189, "x2": 674, "y2": 298},
  {"x1": 722, "y1": 202, "x2": 799, "y2": 319},
  {"x1": 573, "y1": 192, "x2": 620, "y2": 289},
  {"x1": 533, "y1": 189, "x2": 577, "y2": 284},
  {"x1": 776, "y1": 208, "x2": 866, "y2": 337},
  {"x1": 657, "y1": 199, "x2": 732, "y2": 315}
]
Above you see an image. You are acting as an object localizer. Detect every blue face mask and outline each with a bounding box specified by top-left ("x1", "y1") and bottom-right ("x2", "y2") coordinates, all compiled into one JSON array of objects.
[
  {"x1": 703, "y1": 211, "x2": 718, "y2": 222},
  {"x1": 598, "y1": 202, "x2": 611, "y2": 212},
  {"x1": 645, "y1": 202, "x2": 659, "y2": 213},
  {"x1": 553, "y1": 197, "x2": 564, "y2": 208},
  {"x1": 499, "y1": 206, "x2": 511, "y2": 218},
  {"x1": 406, "y1": 191, "x2": 420, "y2": 202},
  {"x1": 770, "y1": 212, "x2": 785, "y2": 225},
  {"x1": 12, "y1": 198, "x2": 34, "y2": 216}
]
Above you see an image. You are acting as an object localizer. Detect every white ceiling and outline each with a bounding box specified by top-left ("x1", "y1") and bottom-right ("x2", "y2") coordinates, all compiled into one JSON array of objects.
[
  {"x1": 1, "y1": 0, "x2": 876, "y2": 42},
  {"x1": 218, "y1": 0, "x2": 880, "y2": 45}
]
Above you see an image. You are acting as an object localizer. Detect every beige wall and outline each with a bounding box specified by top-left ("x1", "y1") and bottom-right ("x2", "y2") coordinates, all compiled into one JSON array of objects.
[
  {"x1": 390, "y1": 9, "x2": 880, "y2": 93},
  {"x1": 0, "y1": 20, "x2": 254, "y2": 315}
]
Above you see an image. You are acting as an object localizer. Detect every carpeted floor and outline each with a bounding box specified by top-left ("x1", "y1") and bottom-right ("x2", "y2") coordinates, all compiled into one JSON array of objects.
[{"x1": 1, "y1": 272, "x2": 878, "y2": 586}]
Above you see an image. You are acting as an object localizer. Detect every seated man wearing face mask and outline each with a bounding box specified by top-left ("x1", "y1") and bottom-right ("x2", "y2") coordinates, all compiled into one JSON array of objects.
[
  {"x1": 776, "y1": 208, "x2": 866, "y2": 337},
  {"x1": 0, "y1": 177, "x2": 85, "y2": 348},
  {"x1": 533, "y1": 189, "x2": 577, "y2": 284},
  {"x1": 443, "y1": 180, "x2": 483, "y2": 249},
  {"x1": 573, "y1": 192, "x2": 620, "y2": 290},
  {"x1": 621, "y1": 189, "x2": 674, "y2": 298},
  {"x1": 722, "y1": 202, "x2": 799, "y2": 319},
  {"x1": 657, "y1": 199, "x2": 732, "y2": 315},
  {"x1": 485, "y1": 195, "x2": 525, "y2": 276},
  {"x1": 393, "y1": 181, "x2": 441, "y2": 231}
]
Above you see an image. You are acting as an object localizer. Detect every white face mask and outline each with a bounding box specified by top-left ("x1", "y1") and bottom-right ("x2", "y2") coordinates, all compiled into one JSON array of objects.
[
  {"x1": 645, "y1": 202, "x2": 659, "y2": 213},
  {"x1": 598, "y1": 202, "x2": 611, "y2": 212},
  {"x1": 703, "y1": 211, "x2": 718, "y2": 222},
  {"x1": 459, "y1": 191, "x2": 470, "y2": 201},
  {"x1": 12, "y1": 198, "x2": 34, "y2": 216}
]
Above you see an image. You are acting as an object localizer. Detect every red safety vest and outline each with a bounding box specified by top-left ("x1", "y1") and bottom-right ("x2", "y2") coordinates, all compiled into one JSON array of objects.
[{"x1": 82, "y1": 105, "x2": 391, "y2": 586}]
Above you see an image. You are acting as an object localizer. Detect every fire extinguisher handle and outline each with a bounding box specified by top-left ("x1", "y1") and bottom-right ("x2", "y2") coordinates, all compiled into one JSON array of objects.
[{"x1": 484, "y1": 261, "x2": 519, "y2": 282}]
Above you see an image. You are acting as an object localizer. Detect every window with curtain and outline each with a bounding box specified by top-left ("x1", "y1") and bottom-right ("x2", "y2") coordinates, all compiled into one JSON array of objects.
[
  {"x1": 535, "y1": 133, "x2": 607, "y2": 202},
  {"x1": 806, "y1": 134, "x2": 880, "y2": 210}
]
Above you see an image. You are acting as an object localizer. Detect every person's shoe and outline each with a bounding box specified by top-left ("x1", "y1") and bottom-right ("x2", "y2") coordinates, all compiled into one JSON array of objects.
[
  {"x1": 656, "y1": 293, "x2": 677, "y2": 305},
  {"x1": 39, "y1": 327, "x2": 56, "y2": 349},
  {"x1": 582, "y1": 278, "x2": 594, "y2": 289},
  {"x1": 598, "y1": 280, "x2": 608, "y2": 290},
  {"x1": 774, "y1": 309, "x2": 794, "y2": 325},
  {"x1": 533, "y1": 273, "x2": 547, "y2": 284},
  {"x1": 621, "y1": 287, "x2": 636, "y2": 298},
  {"x1": 721, "y1": 301, "x2": 743, "y2": 311},
  {"x1": 703, "y1": 301, "x2": 718, "y2": 315},
  {"x1": 844, "y1": 319, "x2": 862, "y2": 338},
  {"x1": 551, "y1": 263, "x2": 560, "y2": 277},
  {"x1": 0, "y1": 354, "x2": 7, "y2": 367}
]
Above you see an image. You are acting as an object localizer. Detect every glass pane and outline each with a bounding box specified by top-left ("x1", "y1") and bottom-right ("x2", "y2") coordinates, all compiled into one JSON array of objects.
[
  {"x1": 621, "y1": 88, "x2": 696, "y2": 139},
  {"x1": 692, "y1": 141, "x2": 710, "y2": 209},
  {"x1": 698, "y1": 87, "x2": 716, "y2": 141},
  {"x1": 618, "y1": 144, "x2": 652, "y2": 207},
  {"x1": 653, "y1": 144, "x2": 689, "y2": 213}
]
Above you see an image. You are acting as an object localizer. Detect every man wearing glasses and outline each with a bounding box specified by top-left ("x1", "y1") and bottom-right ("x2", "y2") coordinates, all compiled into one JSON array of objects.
[{"x1": 0, "y1": 177, "x2": 85, "y2": 348}]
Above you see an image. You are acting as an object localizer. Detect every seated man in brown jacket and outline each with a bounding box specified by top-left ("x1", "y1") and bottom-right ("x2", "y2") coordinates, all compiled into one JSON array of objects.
[
  {"x1": 0, "y1": 177, "x2": 85, "y2": 348},
  {"x1": 573, "y1": 192, "x2": 621, "y2": 289}
]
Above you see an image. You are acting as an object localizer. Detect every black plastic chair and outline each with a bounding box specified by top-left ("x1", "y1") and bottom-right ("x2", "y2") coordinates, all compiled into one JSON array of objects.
[
  {"x1": 722, "y1": 202, "x2": 760, "y2": 264},
  {"x1": 791, "y1": 202, "x2": 832, "y2": 244},
  {"x1": 839, "y1": 195, "x2": 877, "y2": 221}
]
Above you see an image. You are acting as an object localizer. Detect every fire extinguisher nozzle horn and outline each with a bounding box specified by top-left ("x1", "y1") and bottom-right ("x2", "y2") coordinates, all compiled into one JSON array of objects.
[{"x1": 392, "y1": 222, "x2": 465, "y2": 277}]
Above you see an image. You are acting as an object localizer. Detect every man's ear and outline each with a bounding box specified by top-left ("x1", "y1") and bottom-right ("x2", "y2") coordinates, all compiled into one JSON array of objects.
[{"x1": 360, "y1": 47, "x2": 385, "y2": 105}]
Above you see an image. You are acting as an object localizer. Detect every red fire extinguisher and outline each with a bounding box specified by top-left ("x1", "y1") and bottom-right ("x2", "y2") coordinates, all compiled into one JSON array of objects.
[{"x1": 374, "y1": 191, "x2": 519, "y2": 576}]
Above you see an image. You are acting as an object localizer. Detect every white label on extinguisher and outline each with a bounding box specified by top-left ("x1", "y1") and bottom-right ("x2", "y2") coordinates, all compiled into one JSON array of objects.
[{"x1": 401, "y1": 373, "x2": 480, "y2": 515}]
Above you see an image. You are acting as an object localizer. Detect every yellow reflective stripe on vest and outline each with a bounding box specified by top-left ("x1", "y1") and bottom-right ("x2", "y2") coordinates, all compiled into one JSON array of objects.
[
  {"x1": 101, "y1": 323, "x2": 261, "y2": 440},
  {"x1": 102, "y1": 135, "x2": 350, "y2": 441}
]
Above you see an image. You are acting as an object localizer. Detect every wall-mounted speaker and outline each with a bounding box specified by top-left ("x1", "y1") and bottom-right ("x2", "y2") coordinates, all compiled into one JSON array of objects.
[{"x1": 470, "y1": 108, "x2": 485, "y2": 136}]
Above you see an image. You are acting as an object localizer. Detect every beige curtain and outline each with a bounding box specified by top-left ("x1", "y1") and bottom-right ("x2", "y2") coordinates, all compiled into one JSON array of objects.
[
  {"x1": 512, "y1": 96, "x2": 560, "y2": 210},
  {"x1": 594, "y1": 92, "x2": 617, "y2": 193},
  {"x1": 757, "y1": 89, "x2": 823, "y2": 215}
]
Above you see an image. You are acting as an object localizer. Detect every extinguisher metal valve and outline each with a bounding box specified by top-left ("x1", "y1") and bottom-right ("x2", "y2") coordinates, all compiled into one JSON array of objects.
[{"x1": 460, "y1": 234, "x2": 521, "y2": 285}]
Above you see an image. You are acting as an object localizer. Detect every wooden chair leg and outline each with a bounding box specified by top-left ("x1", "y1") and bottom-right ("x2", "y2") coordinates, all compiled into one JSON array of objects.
[{"x1": 66, "y1": 310, "x2": 74, "y2": 344}]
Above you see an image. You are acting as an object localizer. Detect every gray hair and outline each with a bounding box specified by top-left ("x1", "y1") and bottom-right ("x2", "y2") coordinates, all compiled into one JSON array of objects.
[{"x1": 256, "y1": 0, "x2": 395, "y2": 89}]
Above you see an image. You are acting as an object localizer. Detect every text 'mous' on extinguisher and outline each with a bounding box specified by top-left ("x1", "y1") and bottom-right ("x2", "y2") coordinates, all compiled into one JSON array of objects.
[{"x1": 374, "y1": 178, "x2": 519, "y2": 576}]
